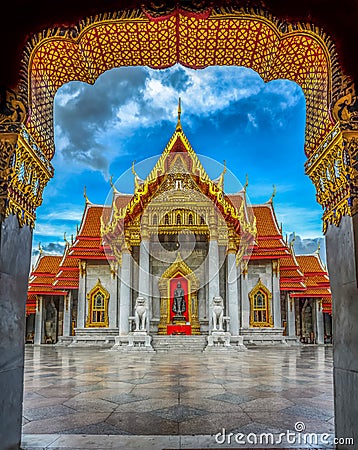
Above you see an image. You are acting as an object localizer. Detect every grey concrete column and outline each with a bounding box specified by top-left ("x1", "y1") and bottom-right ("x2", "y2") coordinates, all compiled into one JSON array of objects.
[
  {"x1": 77, "y1": 264, "x2": 87, "y2": 328},
  {"x1": 0, "y1": 214, "x2": 32, "y2": 450},
  {"x1": 241, "y1": 272, "x2": 250, "y2": 329},
  {"x1": 227, "y1": 252, "x2": 239, "y2": 335},
  {"x1": 326, "y1": 215, "x2": 358, "y2": 448},
  {"x1": 62, "y1": 291, "x2": 72, "y2": 336},
  {"x1": 272, "y1": 262, "x2": 281, "y2": 328},
  {"x1": 286, "y1": 294, "x2": 296, "y2": 337},
  {"x1": 119, "y1": 250, "x2": 131, "y2": 335},
  {"x1": 315, "y1": 299, "x2": 324, "y2": 345},
  {"x1": 34, "y1": 295, "x2": 44, "y2": 345}
]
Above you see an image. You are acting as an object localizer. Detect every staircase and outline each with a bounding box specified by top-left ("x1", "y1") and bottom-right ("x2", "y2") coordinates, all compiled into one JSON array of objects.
[{"x1": 152, "y1": 335, "x2": 207, "y2": 352}]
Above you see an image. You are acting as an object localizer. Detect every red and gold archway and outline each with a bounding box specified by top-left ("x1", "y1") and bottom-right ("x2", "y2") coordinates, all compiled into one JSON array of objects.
[{"x1": 1, "y1": 5, "x2": 357, "y2": 231}]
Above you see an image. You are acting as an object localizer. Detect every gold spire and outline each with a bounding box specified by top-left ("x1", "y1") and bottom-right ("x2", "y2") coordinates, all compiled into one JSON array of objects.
[
  {"x1": 64, "y1": 232, "x2": 69, "y2": 247},
  {"x1": 176, "y1": 97, "x2": 182, "y2": 130},
  {"x1": 131, "y1": 161, "x2": 141, "y2": 191},
  {"x1": 290, "y1": 231, "x2": 296, "y2": 250},
  {"x1": 38, "y1": 242, "x2": 43, "y2": 255},
  {"x1": 315, "y1": 240, "x2": 321, "y2": 254}
]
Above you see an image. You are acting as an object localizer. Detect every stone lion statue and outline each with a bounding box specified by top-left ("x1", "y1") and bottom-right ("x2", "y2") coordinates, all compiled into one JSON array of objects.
[
  {"x1": 212, "y1": 296, "x2": 224, "y2": 331},
  {"x1": 134, "y1": 296, "x2": 147, "y2": 331}
]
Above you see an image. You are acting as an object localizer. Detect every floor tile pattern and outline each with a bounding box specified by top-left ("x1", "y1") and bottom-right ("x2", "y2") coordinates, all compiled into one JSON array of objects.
[{"x1": 22, "y1": 345, "x2": 334, "y2": 446}]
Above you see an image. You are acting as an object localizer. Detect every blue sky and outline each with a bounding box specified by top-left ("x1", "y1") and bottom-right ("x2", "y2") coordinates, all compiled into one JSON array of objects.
[{"x1": 33, "y1": 65, "x2": 325, "y2": 260}]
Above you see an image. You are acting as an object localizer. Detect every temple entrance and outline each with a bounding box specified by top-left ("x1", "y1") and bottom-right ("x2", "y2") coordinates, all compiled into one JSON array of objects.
[{"x1": 158, "y1": 254, "x2": 200, "y2": 335}]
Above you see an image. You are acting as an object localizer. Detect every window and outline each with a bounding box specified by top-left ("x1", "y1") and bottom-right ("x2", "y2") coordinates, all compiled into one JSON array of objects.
[
  {"x1": 249, "y1": 279, "x2": 272, "y2": 327},
  {"x1": 164, "y1": 214, "x2": 170, "y2": 225},
  {"x1": 152, "y1": 214, "x2": 158, "y2": 225},
  {"x1": 176, "y1": 213, "x2": 181, "y2": 225},
  {"x1": 253, "y1": 291, "x2": 267, "y2": 323},
  {"x1": 188, "y1": 213, "x2": 193, "y2": 225},
  {"x1": 86, "y1": 279, "x2": 109, "y2": 327},
  {"x1": 200, "y1": 215, "x2": 205, "y2": 225}
]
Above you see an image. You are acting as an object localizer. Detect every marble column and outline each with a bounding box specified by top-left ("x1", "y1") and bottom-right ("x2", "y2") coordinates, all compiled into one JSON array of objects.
[
  {"x1": 286, "y1": 294, "x2": 296, "y2": 337},
  {"x1": 108, "y1": 262, "x2": 119, "y2": 328},
  {"x1": 119, "y1": 249, "x2": 132, "y2": 335},
  {"x1": 272, "y1": 260, "x2": 281, "y2": 328},
  {"x1": 77, "y1": 261, "x2": 87, "y2": 328},
  {"x1": 138, "y1": 238, "x2": 150, "y2": 331},
  {"x1": 0, "y1": 214, "x2": 33, "y2": 450},
  {"x1": 326, "y1": 215, "x2": 358, "y2": 448},
  {"x1": 62, "y1": 291, "x2": 72, "y2": 336},
  {"x1": 315, "y1": 299, "x2": 325, "y2": 345},
  {"x1": 241, "y1": 268, "x2": 250, "y2": 329},
  {"x1": 227, "y1": 251, "x2": 239, "y2": 335},
  {"x1": 208, "y1": 239, "x2": 220, "y2": 331},
  {"x1": 34, "y1": 295, "x2": 44, "y2": 345}
]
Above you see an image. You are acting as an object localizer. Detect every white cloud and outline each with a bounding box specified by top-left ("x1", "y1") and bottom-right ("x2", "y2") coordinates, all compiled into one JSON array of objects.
[{"x1": 274, "y1": 203, "x2": 323, "y2": 239}]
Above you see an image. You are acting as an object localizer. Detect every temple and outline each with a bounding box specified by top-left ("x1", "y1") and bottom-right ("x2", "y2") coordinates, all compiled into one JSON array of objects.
[{"x1": 26, "y1": 114, "x2": 332, "y2": 350}]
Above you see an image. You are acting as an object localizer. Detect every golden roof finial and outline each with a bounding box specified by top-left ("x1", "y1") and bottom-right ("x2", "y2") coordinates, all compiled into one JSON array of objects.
[
  {"x1": 243, "y1": 174, "x2": 249, "y2": 193},
  {"x1": 64, "y1": 232, "x2": 69, "y2": 247},
  {"x1": 38, "y1": 242, "x2": 43, "y2": 255},
  {"x1": 217, "y1": 160, "x2": 227, "y2": 190},
  {"x1": 176, "y1": 97, "x2": 182, "y2": 130},
  {"x1": 71, "y1": 234, "x2": 74, "y2": 245},
  {"x1": 84, "y1": 185, "x2": 89, "y2": 203},
  {"x1": 76, "y1": 223, "x2": 79, "y2": 235},
  {"x1": 268, "y1": 184, "x2": 276, "y2": 203},
  {"x1": 131, "y1": 160, "x2": 141, "y2": 191},
  {"x1": 290, "y1": 231, "x2": 296, "y2": 249},
  {"x1": 315, "y1": 240, "x2": 321, "y2": 254},
  {"x1": 109, "y1": 175, "x2": 119, "y2": 194}
]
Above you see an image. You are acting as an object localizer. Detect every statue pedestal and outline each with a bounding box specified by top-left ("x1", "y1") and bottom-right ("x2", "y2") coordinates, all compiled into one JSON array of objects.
[
  {"x1": 205, "y1": 332, "x2": 246, "y2": 352},
  {"x1": 111, "y1": 333, "x2": 155, "y2": 352},
  {"x1": 172, "y1": 314, "x2": 186, "y2": 324}
]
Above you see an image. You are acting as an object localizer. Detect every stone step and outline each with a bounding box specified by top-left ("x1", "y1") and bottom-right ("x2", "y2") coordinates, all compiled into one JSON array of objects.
[{"x1": 152, "y1": 335, "x2": 207, "y2": 352}]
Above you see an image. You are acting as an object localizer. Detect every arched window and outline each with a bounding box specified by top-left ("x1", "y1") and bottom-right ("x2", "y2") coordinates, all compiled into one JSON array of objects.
[
  {"x1": 164, "y1": 214, "x2": 170, "y2": 225},
  {"x1": 176, "y1": 213, "x2": 181, "y2": 225},
  {"x1": 86, "y1": 279, "x2": 109, "y2": 328},
  {"x1": 188, "y1": 213, "x2": 193, "y2": 225},
  {"x1": 200, "y1": 215, "x2": 205, "y2": 225},
  {"x1": 152, "y1": 214, "x2": 158, "y2": 225},
  {"x1": 249, "y1": 279, "x2": 272, "y2": 327}
]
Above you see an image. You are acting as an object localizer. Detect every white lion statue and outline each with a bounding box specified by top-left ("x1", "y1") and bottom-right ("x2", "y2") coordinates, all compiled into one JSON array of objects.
[
  {"x1": 134, "y1": 296, "x2": 147, "y2": 331},
  {"x1": 212, "y1": 296, "x2": 224, "y2": 331}
]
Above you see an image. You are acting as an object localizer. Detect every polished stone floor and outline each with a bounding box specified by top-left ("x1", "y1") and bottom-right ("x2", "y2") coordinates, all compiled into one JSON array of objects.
[{"x1": 22, "y1": 345, "x2": 334, "y2": 449}]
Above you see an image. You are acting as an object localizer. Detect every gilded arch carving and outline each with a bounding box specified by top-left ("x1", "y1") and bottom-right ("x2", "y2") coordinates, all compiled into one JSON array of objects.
[{"x1": 0, "y1": 5, "x2": 357, "y2": 230}]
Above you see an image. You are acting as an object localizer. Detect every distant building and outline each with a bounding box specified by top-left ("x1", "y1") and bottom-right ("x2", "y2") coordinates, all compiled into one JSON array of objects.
[{"x1": 26, "y1": 115, "x2": 332, "y2": 349}]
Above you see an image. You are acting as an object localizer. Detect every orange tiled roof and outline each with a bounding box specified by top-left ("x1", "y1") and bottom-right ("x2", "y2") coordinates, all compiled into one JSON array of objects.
[
  {"x1": 26, "y1": 294, "x2": 37, "y2": 315},
  {"x1": 32, "y1": 255, "x2": 62, "y2": 274},
  {"x1": 78, "y1": 204, "x2": 110, "y2": 237},
  {"x1": 296, "y1": 254, "x2": 326, "y2": 274},
  {"x1": 252, "y1": 204, "x2": 281, "y2": 237}
]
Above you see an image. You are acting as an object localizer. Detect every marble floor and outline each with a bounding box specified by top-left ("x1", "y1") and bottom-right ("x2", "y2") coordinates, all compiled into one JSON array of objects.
[{"x1": 22, "y1": 345, "x2": 334, "y2": 449}]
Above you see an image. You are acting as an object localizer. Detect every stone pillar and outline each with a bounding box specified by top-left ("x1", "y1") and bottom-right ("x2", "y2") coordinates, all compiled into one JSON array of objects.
[
  {"x1": 108, "y1": 262, "x2": 119, "y2": 328},
  {"x1": 34, "y1": 296, "x2": 44, "y2": 344},
  {"x1": 0, "y1": 89, "x2": 52, "y2": 450},
  {"x1": 314, "y1": 299, "x2": 324, "y2": 344},
  {"x1": 208, "y1": 239, "x2": 220, "y2": 301},
  {"x1": 286, "y1": 294, "x2": 296, "y2": 337},
  {"x1": 119, "y1": 248, "x2": 131, "y2": 335},
  {"x1": 138, "y1": 238, "x2": 150, "y2": 330},
  {"x1": 77, "y1": 261, "x2": 87, "y2": 328},
  {"x1": 62, "y1": 291, "x2": 72, "y2": 336},
  {"x1": 227, "y1": 251, "x2": 239, "y2": 335},
  {"x1": 241, "y1": 265, "x2": 250, "y2": 329},
  {"x1": 272, "y1": 260, "x2": 281, "y2": 328}
]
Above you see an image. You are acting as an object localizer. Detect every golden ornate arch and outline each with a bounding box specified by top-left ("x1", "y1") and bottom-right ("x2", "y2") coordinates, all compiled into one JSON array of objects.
[
  {"x1": 158, "y1": 252, "x2": 200, "y2": 334},
  {"x1": 1, "y1": 5, "x2": 357, "y2": 232}
]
